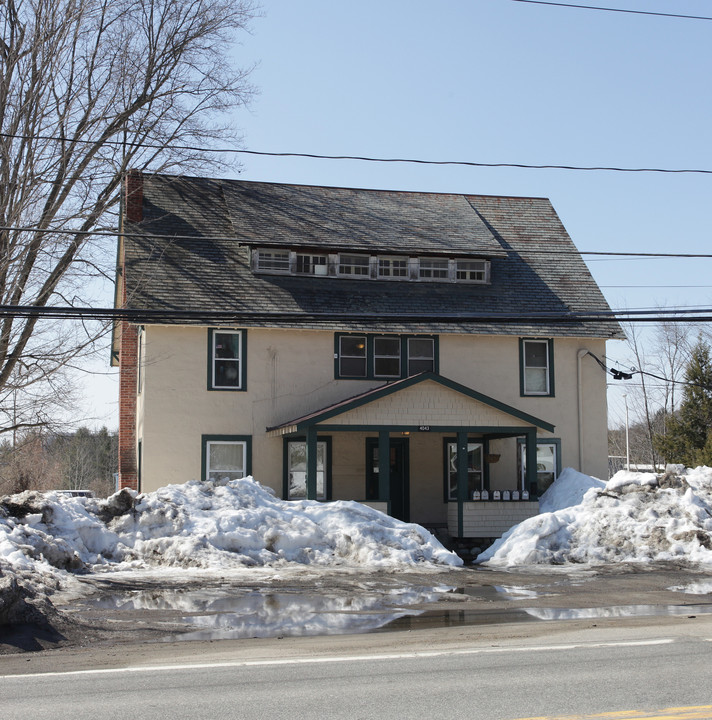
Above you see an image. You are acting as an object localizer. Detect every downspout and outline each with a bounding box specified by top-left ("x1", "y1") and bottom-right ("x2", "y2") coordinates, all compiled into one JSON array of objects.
[{"x1": 577, "y1": 349, "x2": 589, "y2": 471}]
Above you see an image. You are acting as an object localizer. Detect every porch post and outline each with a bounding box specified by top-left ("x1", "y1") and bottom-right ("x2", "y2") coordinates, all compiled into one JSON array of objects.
[
  {"x1": 456, "y1": 431, "x2": 468, "y2": 538},
  {"x1": 378, "y1": 430, "x2": 390, "y2": 514},
  {"x1": 306, "y1": 425, "x2": 318, "y2": 500},
  {"x1": 525, "y1": 428, "x2": 538, "y2": 497}
]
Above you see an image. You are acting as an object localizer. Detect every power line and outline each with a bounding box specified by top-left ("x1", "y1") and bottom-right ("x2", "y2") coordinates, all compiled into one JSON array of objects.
[
  {"x1": 1, "y1": 224, "x2": 712, "y2": 260},
  {"x1": 508, "y1": 0, "x2": 712, "y2": 21},
  {"x1": 1, "y1": 304, "x2": 712, "y2": 324},
  {"x1": 2, "y1": 132, "x2": 712, "y2": 175}
]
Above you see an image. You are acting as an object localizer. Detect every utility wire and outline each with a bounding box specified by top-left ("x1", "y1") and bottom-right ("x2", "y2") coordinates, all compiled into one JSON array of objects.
[
  {"x1": 2, "y1": 132, "x2": 711, "y2": 175},
  {"x1": 1, "y1": 224, "x2": 712, "y2": 260},
  {"x1": 508, "y1": 0, "x2": 712, "y2": 21}
]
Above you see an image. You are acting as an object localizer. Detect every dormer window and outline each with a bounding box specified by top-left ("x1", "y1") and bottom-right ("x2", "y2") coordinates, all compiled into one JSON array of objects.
[
  {"x1": 419, "y1": 258, "x2": 449, "y2": 280},
  {"x1": 338, "y1": 254, "x2": 370, "y2": 277},
  {"x1": 296, "y1": 253, "x2": 327, "y2": 275},
  {"x1": 252, "y1": 248, "x2": 490, "y2": 285},
  {"x1": 378, "y1": 257, "x2": 408, "y2": 279},
  {"x1": 256, "y1": 250, "x2": 290, "y2": 272},
  {"x1": 456, "y1": 259, "x2": 488, "y2": 282}
]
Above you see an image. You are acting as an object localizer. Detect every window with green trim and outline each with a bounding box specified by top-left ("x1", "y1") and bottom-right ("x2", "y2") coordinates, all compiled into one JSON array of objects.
[
  {"x1": 443, "y1": 440, "x2": 483, "y2": 501},
  {"x1": 285, "y1": 439, "x2": 330, "y2": 500},
  {"x1": 335, "y1": 333, "x2": 438, "y2": 379},
  {"x1": 520, "y1": 338, "x2": 554, "y2": 396},
  {"x1": 202, "y1": 435, "x2": 251, "y2": 482},
  {"x1": 517, "y1": 438, "x2": 561, "y2": 496},
  {"x1": 209, "y1": 329, "x2": 246, "y2": 390}
]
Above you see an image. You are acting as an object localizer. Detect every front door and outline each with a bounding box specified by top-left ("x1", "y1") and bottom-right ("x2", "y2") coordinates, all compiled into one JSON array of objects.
[{"x1": 366, "y1": 438, "x2": 410, "y2": 522}]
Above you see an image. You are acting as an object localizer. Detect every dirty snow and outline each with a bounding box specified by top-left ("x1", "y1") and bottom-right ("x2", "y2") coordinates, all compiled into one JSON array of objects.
[
  {"x1": 0, "y1": 475, "x2": 461, "y2": 617},
  {"x1": 477, "y1": 467, "x2": 712, "y2": 566}
]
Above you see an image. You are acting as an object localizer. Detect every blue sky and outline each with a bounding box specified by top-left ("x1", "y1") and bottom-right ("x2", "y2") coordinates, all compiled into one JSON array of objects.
[{"x1": 89, "y1": 0, "x2": 712, "y2": 430}]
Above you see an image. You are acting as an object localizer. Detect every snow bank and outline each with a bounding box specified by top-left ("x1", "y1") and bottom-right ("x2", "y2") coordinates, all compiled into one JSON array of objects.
[
  {"x1": 477, "y1": 467, "x2": 712, "y2": 566},
  {"x1": 0, "y1": 477, "x2": 461, "y2": 582}
]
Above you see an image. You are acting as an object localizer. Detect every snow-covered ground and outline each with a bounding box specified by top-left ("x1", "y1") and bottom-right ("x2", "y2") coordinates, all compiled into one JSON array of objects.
[{"x1": 477, "y1": 466, "x2": 712, "y2": 566}]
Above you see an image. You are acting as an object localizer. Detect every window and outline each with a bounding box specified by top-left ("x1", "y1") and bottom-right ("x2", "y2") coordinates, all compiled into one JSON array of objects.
[
  {"x1": 373, "y1": 336, "x2": 401, "y2": 378},
  {"x1": 456, "y1": 259, "x2": 487, "y2": 282},
  {"x1": 256, "y1": 250, "x2": 290, "y2": 272},
  {"x1": 518, "y1": 440, "x2": 560, "y2": 496},
  {"x1": 202, "y1": 436, "x2": 251, "y2": 482},
  {"x1": 338, "y1": 254, "x2": 370, "y2": 277},
  {"x1": 335, "y1": 334, "x2": 437, "y2": 379},
  {"x1": 339, "y1": 335, "x2": 367, "y2": 377},
  {"x1": 520, "y1": 338, "x2": 554, "y2": 396},
  {"x1": 419, "y1": 258, "x2": 449, "y2": 280},
  {"x1": 407, "y1": 337, "x2": 435, "y2": 375},
  {"x1": 285, "y1": 439, "x2": 329, "y2": 500},
  {"x1": 444, "y1": 441, "x2": 483, "y2": 501},
  {"x1": 209, "y1": 329, "x2": 246, "y2": 390},
  {"x1": 378, "y1": 257, "x2": 408, "y2": 279},
  {"x1": 296, "y1": 253, "x2": 327, "y2": 275}
]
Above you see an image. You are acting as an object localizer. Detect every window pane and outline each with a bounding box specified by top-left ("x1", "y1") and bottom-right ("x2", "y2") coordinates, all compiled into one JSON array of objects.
[
  {"x1": 374, "y1": 337, "x2": 399, "y2": 355},
  {"x1": 378, "y1": 258, "x2": 408, "y2": 277},
  {"x1": 520, "y1": 443, "x2": 557, "y2": 495},
  {"x1": 215, "y1": 332, "x2": 240, "y2": 359},
  {"x1": 207, "y1": 442, "x2": 245, "y2": 481},
  {"x1": 525, "y1": 367, "x2": 547, "y2": 393},
  {"x1": 525, "y1": 341, "x2": 548, "y2": 368},
  {"x1": 288, "y1": 441, "x2": 326, "y2": 499},
  {"x1": 375, "y1": 357, "x2": 400, "y2": 376},
  {"x1": 340, "y1": 357, "x2": 367, "y2": 376},
  {"x1": 340, "y1": 336, "x2": 366, "y2": 357}
]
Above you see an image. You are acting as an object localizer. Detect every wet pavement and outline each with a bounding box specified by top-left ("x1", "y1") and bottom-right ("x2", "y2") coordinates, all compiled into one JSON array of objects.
[{"x1": 53, "y1": 563, "x2": 712, "y2": 646}]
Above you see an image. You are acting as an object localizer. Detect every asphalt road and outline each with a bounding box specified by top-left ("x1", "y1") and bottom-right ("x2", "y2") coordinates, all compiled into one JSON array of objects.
[{"x1": 2, "y1": 624, "x2": 712, "y2": 720}]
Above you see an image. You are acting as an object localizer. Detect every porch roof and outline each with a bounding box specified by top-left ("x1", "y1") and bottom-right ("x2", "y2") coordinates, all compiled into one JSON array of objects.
[{"x1": 266, "y1": 372, "x2": 555, "y2": 436}]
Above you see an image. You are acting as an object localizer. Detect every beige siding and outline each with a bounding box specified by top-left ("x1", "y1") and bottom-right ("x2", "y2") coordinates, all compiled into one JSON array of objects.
[
  {"x1": 138, "y1": 325, "x2": 610, "y2": 528},
  {"x1": 447, "y1": 501, "x2": 541, "y2": 538}
]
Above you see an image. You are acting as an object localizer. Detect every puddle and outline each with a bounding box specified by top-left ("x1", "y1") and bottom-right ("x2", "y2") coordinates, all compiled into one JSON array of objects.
[
  {"x1": 78, "y1": 585, "x2": 451, "y2": 642},
  {"x1": 523, "y1": 604, "x2": 712, "y2": 620}
]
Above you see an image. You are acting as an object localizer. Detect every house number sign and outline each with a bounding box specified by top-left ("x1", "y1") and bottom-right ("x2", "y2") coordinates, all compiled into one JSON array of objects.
[{"x1": 418, "y1": 426, "x2": 431, "y2": 432}]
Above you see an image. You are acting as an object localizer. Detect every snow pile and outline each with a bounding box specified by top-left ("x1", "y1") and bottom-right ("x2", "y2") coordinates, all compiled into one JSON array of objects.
[
  {"x1": 0, "y1": 477, "x2": 461, "y2": 579},
  {"x1": 477, "y1": 467, "x2": 712, "y2": 566}
]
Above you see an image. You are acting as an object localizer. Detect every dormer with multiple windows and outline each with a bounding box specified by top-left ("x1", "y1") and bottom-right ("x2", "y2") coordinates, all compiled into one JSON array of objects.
[{"x1": 251, "y1": 249, "x2": 491, "y2": 284}]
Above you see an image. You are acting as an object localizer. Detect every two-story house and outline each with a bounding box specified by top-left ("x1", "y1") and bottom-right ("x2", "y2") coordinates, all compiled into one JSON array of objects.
[{"x1": 113, "y1": 172, "x2": 623, "y2": 540}]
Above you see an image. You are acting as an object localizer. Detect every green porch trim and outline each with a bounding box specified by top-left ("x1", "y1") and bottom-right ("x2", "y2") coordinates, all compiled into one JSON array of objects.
[
  {"x1": 306, "y1": 424, "x2": 548, "y2": 435},
  {"x1": 305, "y1": 426, "x2": 318, "y2": 500},
  {"x1": 268, "y1": 372, "x2": 554, "y2": 435},
  {"x1": 456, "y1": 431, "x2": 468, "y2": 538},
  {"x1": 378, "y1": 430, "x2": 391, "y2": 513}
]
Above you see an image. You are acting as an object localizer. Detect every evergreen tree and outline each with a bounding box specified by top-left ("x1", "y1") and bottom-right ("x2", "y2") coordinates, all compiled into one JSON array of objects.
[{"x1": 655, "y1": 339, "x2": 712, "y2": 466}]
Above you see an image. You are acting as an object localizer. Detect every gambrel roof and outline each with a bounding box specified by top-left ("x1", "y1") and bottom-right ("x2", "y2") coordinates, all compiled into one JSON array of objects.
[{"x1": 119, "y1": 173, "x2": 624, "y2": 339}]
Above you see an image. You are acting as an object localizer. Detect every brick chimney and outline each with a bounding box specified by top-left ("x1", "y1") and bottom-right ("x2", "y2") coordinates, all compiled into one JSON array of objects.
[{"x1": 125, "y1": 169, "x2": 143, "y2": 223}]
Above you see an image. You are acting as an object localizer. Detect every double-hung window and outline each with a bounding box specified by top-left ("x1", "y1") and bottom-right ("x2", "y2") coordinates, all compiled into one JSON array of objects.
[
  {"x1": 256, "y1": 250, "x2": 290, "y2": 272},
  {"x1": 520, "y1": 338, "x2": 554, "y2": 396},
  {"x1": 407, "y1": 337, "x2": 435, "y2": 374},
  {"x1": 338, "y1": 335, "x2": 367, "y2": 377},
  {"x1": 373, "y1": 336, "x2": 401, "y2": 378},
  {"x1": 209, "y1": 329, "x2": 246, "y2": 390},
  {"x1": 202, "y1": 436, "x2": 251, "y2": 482},
  {"x1": 456, "y1": 259, "x2": 487, "y2": 282}
]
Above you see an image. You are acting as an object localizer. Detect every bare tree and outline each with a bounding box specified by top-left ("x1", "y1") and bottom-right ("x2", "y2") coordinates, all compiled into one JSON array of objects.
[{"x1": 0, "y1": 0, "x2": 256, "y2": 434}]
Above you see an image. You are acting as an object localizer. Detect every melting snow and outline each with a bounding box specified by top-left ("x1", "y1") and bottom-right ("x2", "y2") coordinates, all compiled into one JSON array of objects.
[{"x1": 477, "y1": 467, "x2": 712, "y2": 566}]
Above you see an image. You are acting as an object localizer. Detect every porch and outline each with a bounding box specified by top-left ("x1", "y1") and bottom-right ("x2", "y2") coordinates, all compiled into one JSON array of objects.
[{"x1": 267, "y1": 372, "x2": 554, "y2": 539}]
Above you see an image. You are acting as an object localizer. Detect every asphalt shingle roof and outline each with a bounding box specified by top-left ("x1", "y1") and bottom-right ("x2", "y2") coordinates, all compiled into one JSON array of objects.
[{"x1": 121, "y1": 173, "x2": 624, "y2": 339}]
